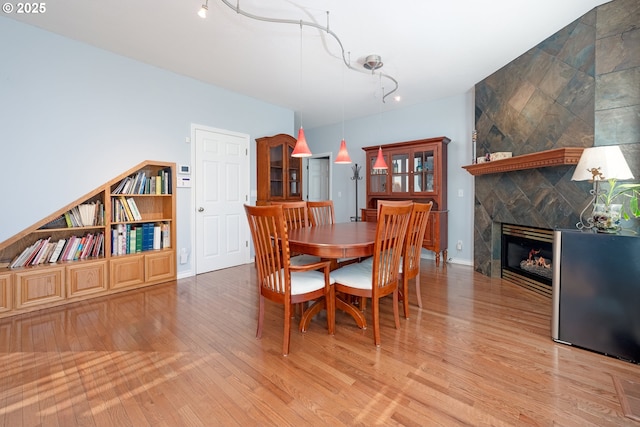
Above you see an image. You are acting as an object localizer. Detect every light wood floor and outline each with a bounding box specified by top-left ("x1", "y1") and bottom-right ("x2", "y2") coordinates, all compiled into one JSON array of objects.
[{"x1": 1, "y1": 261, "x2": 639, "y2": 426}]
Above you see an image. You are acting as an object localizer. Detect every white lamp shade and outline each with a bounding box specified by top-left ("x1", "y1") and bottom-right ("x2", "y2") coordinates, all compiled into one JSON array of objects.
[{"x1": 571, "y1": 145, "x2": 634, "y2": 181}]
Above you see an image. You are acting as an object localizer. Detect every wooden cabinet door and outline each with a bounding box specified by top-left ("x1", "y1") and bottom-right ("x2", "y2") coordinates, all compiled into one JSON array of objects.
[
  {"x1": 145, "y1": 250, "x2": 176, "y2": 283},
  {"x1": 15, "y1": 267, "x2": 65, "y2": 309},
  {"x1": 67, "y1": 260, "x2": 108, "y2": 298},
  {"x1": 110, "y1": 255, "x2": 145, "y2": 289}
]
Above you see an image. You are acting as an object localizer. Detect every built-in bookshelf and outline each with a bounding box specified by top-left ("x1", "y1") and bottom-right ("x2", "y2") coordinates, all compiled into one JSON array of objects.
[{"x1": 0, "y1": 160, "x2": 176, "y2": 317}]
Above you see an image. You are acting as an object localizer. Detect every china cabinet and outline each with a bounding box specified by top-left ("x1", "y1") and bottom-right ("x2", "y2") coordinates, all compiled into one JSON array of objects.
[
  {"x1": 362, "y1": 137, "x2": 449, "y2": 265},
  {"x1": 256, "y1": 134, "x2": 303, "y2": 205}
]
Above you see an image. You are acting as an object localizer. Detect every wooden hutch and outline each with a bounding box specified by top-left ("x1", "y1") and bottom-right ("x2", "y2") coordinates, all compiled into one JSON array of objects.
[
  {"x1": 256, "y1": 134, "x2": 303, "y2": 205},
  {"x1": 362, "y1": 137, "x2": 449, "y2": 265}
]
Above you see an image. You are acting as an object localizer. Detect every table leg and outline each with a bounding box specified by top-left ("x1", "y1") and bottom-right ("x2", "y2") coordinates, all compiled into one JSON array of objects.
[{"x1": 299, "y1": 296, "x2": 367, "y2": 331}]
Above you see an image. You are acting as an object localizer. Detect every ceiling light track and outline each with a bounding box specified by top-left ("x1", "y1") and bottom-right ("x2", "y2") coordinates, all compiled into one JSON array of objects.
[{"x1": 217, "y1": 0, "x2": 399, "y2": 103}]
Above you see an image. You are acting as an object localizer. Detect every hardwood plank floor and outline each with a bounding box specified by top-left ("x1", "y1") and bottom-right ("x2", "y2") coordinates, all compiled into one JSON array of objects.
[{"x1": 1, "y1": 261, "x2": 639, "y2": 426}]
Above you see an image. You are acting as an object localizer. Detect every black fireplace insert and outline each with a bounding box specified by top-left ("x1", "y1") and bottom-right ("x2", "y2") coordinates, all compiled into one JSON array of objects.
[{"x1": 501, "y1": 224, "x2": 554, "y2": 295}]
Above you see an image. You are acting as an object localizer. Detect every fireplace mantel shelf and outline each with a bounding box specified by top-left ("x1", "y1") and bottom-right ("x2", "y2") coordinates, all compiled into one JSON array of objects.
[{"x1": 462, "y1": 148, "x2": 584, "y2": 176}]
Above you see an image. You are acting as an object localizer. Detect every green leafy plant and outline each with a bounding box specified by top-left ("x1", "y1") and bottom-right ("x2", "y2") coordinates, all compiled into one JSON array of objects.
[{"x1": 598, "y1": 179, "x2": 640, "y2": 220}]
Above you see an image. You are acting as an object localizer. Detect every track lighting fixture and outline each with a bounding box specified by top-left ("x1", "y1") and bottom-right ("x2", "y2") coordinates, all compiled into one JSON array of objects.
[{"x1": 197, "y1": 0, "x2": 208, "y2": 19}]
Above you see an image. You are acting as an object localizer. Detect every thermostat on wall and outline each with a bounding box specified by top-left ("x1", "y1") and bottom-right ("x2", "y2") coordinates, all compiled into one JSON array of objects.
[{"x1": 178, "y1": 164, "x2": 191, "y2": 175}]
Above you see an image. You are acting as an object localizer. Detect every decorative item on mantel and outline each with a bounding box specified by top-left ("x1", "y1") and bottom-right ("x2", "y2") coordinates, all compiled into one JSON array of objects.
[
  {"x1": 571, "y1": 145, "x2": 640, "y2": 233},
  {"x1": 477, "y1": 152, "x2": 512, "y2": 164}
]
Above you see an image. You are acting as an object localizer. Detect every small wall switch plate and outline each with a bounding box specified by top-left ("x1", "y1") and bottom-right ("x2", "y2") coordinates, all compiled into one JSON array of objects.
[{"x1": 177, "y1": 176, "x2": 192, "y2": 187}]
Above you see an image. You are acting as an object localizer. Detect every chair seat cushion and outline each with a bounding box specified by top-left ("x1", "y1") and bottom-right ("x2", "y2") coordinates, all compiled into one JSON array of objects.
[
  {"x1": 359, "y1": 255, "x2": 405, "y2": 273},
  {"x1": 330, "y1": 262, "x2": 373, "y2": 290},
  {"x1": 290, "y1": 269, "x2": 335, "y2": 295},
  {"x1": 290, "y1": 254, "x2": 322, "y2": 266}
]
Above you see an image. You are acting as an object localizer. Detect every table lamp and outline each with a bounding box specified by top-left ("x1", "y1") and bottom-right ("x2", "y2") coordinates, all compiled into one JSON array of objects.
[{"x1": 571, "y1": 145, "x2": 634, "y2": 230}]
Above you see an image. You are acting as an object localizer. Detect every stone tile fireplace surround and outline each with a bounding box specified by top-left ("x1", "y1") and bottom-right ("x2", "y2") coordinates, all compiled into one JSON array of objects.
[{"x1": 473, "y1": 0, "x2": 640, "y2": 280}]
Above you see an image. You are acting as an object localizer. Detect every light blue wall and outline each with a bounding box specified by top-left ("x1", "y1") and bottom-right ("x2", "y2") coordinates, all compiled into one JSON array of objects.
[
  {"x1": 305, "y1": 92, "x2": 475, "y2": 265},
  {"x1": 1, "y1": 16, "x2": 475, "y2": 270},
  {"x1": 0, "y1": 17, "x2": 293, "y2": 275}
]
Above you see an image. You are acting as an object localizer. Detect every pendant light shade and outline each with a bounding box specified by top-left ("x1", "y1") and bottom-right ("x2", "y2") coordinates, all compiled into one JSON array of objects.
[
  {"x1": 334, "y1": 139, "x2": 352, "y2": 164},
  {"x1": 291, "y1": 127, "x2": 312, "y2": 157},
  {"x1": 372, "y1": 146, "x2": 388, "y2": 169}
]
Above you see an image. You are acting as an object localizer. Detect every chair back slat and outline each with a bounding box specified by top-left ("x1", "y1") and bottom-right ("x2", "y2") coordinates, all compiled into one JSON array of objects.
[
  {"x1": 404, "y1": 202, "x2": 433, "y2": 278},
  {"x1": 271, "y1": 201, "x2": 309, "y2": 230},
  {"x1": 308, "y1": 200, "x2": 335, "y2": 226},
  {"x1": 244, "y1": 204, "x2": 289, "y2": 296},
  {"x1": 373, "y1": 205, "x2": 412, "y2": 292}
]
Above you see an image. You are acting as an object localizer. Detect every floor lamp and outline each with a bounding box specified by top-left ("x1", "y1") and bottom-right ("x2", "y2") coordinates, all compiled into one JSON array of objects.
[{"x1": 351, "y1": 163, "x2": 362, "y2": 221}]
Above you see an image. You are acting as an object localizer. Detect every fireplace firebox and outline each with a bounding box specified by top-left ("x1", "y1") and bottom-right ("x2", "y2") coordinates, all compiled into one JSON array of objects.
[{"x1": 501, "y1": 224, "x2": 553, "y2": 297}]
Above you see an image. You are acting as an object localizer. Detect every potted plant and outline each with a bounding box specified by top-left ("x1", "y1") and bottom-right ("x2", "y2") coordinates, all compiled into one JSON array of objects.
[{"x1": 592, "y1": 179, "x2": 640, "y2": 232}]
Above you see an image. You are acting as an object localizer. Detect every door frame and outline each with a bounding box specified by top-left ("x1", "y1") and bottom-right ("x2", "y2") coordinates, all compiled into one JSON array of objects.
[{"x1": 189, "y1": 123, "x2": 251, "y2": 276}]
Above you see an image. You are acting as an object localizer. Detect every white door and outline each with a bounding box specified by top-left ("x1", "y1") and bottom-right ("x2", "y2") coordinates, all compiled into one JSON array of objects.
[
  {"x1": 194, "y1": 126, "x2": 250, "y2": 274},
  {"x1": 307, "y1": 156, "x2": 330, "y2": 201}
]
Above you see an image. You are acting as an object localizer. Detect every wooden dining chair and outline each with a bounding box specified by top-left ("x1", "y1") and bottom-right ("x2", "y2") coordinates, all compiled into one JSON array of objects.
[
  {"x1": 376, "y1": 199, "x2": 413, "y2": 218},
  {"x1": 307, "y1": 200, "x2": 335, "y2": 226},
  {"x1": 270, "y1": 201, "x2": 321, "y2": 266},
  {"x1": 330, "y1": 204, "x2": 412, "y2": 346},
  {"x1": 244, "y1": 204, "x2": 335, "y2": 356},
  {"x1": 399, "y1": 201, "x2": 433, "y2": 318}
]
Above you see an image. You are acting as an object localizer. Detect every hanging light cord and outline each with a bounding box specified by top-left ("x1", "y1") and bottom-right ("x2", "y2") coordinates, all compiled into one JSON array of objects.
[{"x1": 218, "y1": 0, "x2": 399, "y2": 103}]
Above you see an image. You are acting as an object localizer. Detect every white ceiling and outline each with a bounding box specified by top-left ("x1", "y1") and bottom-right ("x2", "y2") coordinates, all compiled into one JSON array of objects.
[{"x1": 8, "y1": 0, "x2": 610, "y2": 129}]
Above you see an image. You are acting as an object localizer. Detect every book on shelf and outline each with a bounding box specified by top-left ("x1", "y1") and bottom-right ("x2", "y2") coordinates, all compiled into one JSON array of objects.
[
  {"x1": 119, "y1": 197, "x2": 135, "y2": 222},
  {"x1": 126, "y1": 198, "x2": 142, "y2": 221},
  {"x1": 153, "y1": 224, "x2": 161, "y2": 250},
  {"x1": 31, "y1": 237, "x2": 52, "y2": 265},
  {"x1": 48, "y1": 239, "x2": 67, "y2": 263},
  {"x1": 39, "y1": 215, "x2": 67, "y2": 230},
  {"x1": 161, "y1": 222, "x2": 170, "y2": 248}
]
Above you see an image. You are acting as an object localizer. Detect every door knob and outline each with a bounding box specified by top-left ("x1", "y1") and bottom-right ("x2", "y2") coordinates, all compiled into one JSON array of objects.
[{"x1": 198, "y1": 207, "x2": 204, "y2": 212}]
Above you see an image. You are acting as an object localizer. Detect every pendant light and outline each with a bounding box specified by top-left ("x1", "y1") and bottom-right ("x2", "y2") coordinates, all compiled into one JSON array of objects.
[
  {"x1": 372, "y1": 73, "x2": 388, "y2": 170},
  {"x1": 292, "y1": 23, "x2": 312, "y2": 158},
  {"x1": 335, "y1": 53, "x2": 352, "y2": 164},
  {"x1": 372, "y1": 146, "x2": 388, "y2": 169},
  {"x1": 335, "y1": 139, "x2": 352, "y2": 164},
  {"x1": 292, "y1": 127, "x2": 311, "y2": 157}
]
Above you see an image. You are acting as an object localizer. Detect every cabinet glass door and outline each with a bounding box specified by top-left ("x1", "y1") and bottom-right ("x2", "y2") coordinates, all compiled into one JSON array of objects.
[
  {"x1": 391, "y1": 153, "x2": 409, "y2": 193},
  {"x1": 269, "y1": 145, "x2": 284, "y2": 198},
  {"x1": 288, "y1": 148, "x2": 300, "y2": 198},
  {"x1": 413, "y1": 149, "x2": 435, "y2": 193},
  {"x1": 369, "y1": 154, "x2": 387, "y2": 193}
]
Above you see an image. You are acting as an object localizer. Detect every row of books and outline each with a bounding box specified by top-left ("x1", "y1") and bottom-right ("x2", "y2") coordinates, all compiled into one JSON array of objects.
[
  {"x1": 9, "y1": 233, "x2": 105, "y2": 268},
  {"x1": 112, "y1": 196, "x2": 142, "y2": 222},
  {"x1": 39, "y1": 201, "x2": 105, "y2": 230},
  {"x1": 112, "y1": 168, "x2": 172, "y2": 195},
  {"x1": 111, "y1": 222, "x2": 170, "y2": 256}
]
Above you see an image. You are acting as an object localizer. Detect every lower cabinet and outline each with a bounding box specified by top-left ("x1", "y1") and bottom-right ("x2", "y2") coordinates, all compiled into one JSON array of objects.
[
  {"x1": 0, "y1": 250, "x2": 176, "y2": 318},
  {"x1": 14, "y1": 266, "x2": 66, "y2": 310},
  {"x1": 67, "y1": 260, "x2": 108, "y2": 298},
  {"x1": 110, "y1": 254, "x2": 145, "y2": 290},
  {"x1": 145, "y1": 250, "x2": 176, "y2": 283},
  {"x1": 110, "y1": 250, "x2": 176, "y2": 290}
]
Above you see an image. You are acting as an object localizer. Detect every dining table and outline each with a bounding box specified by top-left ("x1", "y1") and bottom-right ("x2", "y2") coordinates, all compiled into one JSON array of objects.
[{"x1": 287, "y1": 221, "x2": 378, "y2": 331}]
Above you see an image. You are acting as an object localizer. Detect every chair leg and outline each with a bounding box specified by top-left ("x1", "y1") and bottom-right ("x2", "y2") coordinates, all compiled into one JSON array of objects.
[
  {"x1": 415, "y1": 270, "x2": 422, "y2": 308},
  {"x1": 256, "y1": 295, "x2": 265, "y2": 338},
  {"x1": 327, "y1": 287, "x2": 335, "y2": 335},
  {"x1": 392, "y1": 289, "x2": 400, "y2": 329},
  {"x1": 402, "y1": 274, "x2": 410, "y2": 319},
  {"x1": 283, "y1": 300, "x2": 291, "y2": 356},
  {"x1": 372, "y1": 297, "x2": 381, "y2": 347}
]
